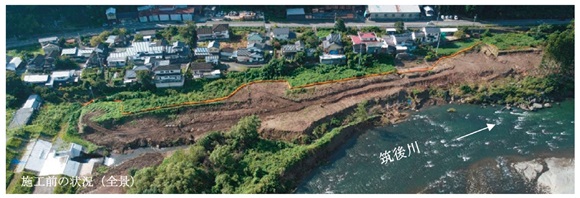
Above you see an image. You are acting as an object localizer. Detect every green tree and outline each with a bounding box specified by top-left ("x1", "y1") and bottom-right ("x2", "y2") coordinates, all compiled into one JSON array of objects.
[
  {"x1": 118, "y1": 28, "x2": 128, "y2": 36},
  {"x1": 544, "y1": 21, "x2": 574, "y2": 77},
  {"x1": 209, "y1": 144, "x2": 235, "y2": 168},
  {"x1": 334, "y1": 18, "x2": 347, "y2": 32},
  {"x1": 293, "y1": 51, "x2": 306, "y2": 63},
  {"x1": 55, "y1": 56, "x2": 80, "y2": 70},
  {"x1": 90, "y1": 36, "x2": 103, "y2": 47},
  {"x1": 178, "y1": 21, "x2": 197, "y2": 48},
  {"x1": 136, "y1": 70, "x2": 154, "y2": 91},
  {"x1": 453, "y1": 29, "x2": 467, "y2": 39},
  {"x1": 395, "y1": 21, "x2": 405, "y2": 33},
  {"x1": 228, "y1": 115, "x2": 260, "y2": 149},
  {"x1": 134, "y1": 33, "x2": 144, "y2": 42}
]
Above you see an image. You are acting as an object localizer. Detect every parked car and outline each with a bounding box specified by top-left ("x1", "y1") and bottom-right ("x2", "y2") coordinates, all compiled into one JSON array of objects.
[{"x1": 454, "y1": 15, "x2": 458, "y2": 20}]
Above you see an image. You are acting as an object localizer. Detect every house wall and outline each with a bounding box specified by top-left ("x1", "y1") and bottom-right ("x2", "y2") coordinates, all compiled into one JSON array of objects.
[
  {"x1": 182, "y1": 14, "x2": 193, "y2": 21},
  {"x1": 108, "y1": 60, "x2": 126, "y2": 67},
  {"x1": 170, "y1": 14, "x2": 182, "y2": 21},
  {"x1": 159, "y1": 14, "x2": 170, "y2": 21},
  {"x1": 320, "y1": 58, "x2": 346, "y2": 65},
  {"x1": 155, "y1": 79, "x2": 184, "y2": 88},
  {"x1": 149, "y1": 15, "x2": 160, "y2": 21},
  {"x1": 370, "y1": 12, "x2": 420, "y2": 20},
  {"x1": 287, "y1": 14, "x2": 306, "y2": 20}
]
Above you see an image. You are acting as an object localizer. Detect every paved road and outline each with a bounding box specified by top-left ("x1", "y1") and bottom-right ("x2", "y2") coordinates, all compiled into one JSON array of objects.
[{"x1": 6, "y1": 19, "x2": 571, "y2": 49}]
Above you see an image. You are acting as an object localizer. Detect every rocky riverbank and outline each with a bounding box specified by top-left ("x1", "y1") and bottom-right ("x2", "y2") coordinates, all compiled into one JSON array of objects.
[{"x1": 513, "y1": 157, "x2": 575, "y2": 194}]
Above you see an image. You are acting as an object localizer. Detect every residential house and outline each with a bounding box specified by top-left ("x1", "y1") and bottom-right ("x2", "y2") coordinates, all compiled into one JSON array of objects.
[
  {"x1": 350, "y1": 32, "x2": 386, "y2": 54},
  {"x1": 220, "y1": 47, "x2": 235, "y2": 61},
  {"x1": 137, "y1": 30, "x2": 157, "y2": 42},
  {"x1": 107, "y1": 56, "x2": 127, "y2": 67},
  {"x1": 235, "y1": 48, "x2": 264, "y2": 63},
  {"x1": 321, "y1": 33, "x2": 343, "y2": 54},
  {"x1": 310, "y1": 5, "x2": 360, "y2": 19},
  {"x1": 281, "y1": 44, "x2": 299, "y2": 58},
  {"x1": 421, "y1": 27, "x2": 441, "y2": 44},
  {"x1": 8, "y1": 95, "x2": 42, "y2": 130},
  {"x1": 208, "y1": 41, "x2": 220, "y2": 54},
  {"x1": 270, "y1": 28, "x2": 291, "y2": 41},
  {"x1": 172, "y1": 41, "x2": 186, "y2": 52},
  {"x1": 286, "y1": 8, "x2": 306, "y2": 20},
  {"x1": 152, "y1": 64, "x2": 184, "y2": 88},
  {"x1": 42, "y1": 44, "x2": 61, "y2": 55},
  {"x1": 123, "y1": 69, "x2": 138, "y2": 84},
  {"x1": 205, "y1": 55, "x2": 219, "y2": 65},
  {"x1": 319, "y1": 54, "x2": 347, "y2": 65},
  {"x1": 196, "y1": 24, "x2": 230, "y2": 41},
  {"x1": 124, "y1": 66, "x2": 151, "y2": 84},
  {"x1": 85, "y1": 43, "x2": 109, "y2": 68},
  {"x1": 61, "y1": 47, "x2": 90, "y2": 62},
  {"x1": 46, "y1": 70, "x2": 77, "y2": 87},
  {"x1": 105, "y1": 35, "x2": 129, "y2": 47},
  {"x1": 107, "y1": 41, "x2": 191, "y2": 67},
  {"x1": 281, "y1": 40, "x2": 305, "y2": 58},
  {"x1": 189, "y1": 62, "x2": 220, "y2": 79},
  {"x1": 367, "y1": 5, "x2": 421, "y2": 20},
  {"x1": 194, "y1": 47, "x2": 210, "y2": 59},
  {"x1": 247, "y1": 42, "x2": 271, "y2": 53},
  {"x1": 7, "y1": 57, "x2": 25, "y2": 71},
  {"x1": 27, "y1": 51, "x2": 58, "y2": 73},
  {"x1": 38, "y1": 37, "x2": 59, "y2": 47},
  {"x1": 247, "y1": 32, "x2": 265, "y2": 44},
  {"x1": 138, "y1": 5, "x2": 195, "y2": 22},
  {"x1": 22, "y1": 74, "x2": 50, "y2": 85}
]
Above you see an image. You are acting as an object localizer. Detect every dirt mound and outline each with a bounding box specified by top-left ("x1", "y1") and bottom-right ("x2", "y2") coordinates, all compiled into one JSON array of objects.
[{"x1": 81, "y1": 51, "x2": 543, "y2": 152}]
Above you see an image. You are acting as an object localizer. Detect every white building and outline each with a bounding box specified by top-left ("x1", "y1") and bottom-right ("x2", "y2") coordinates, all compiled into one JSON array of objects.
[{"x1": 367, "y1": 5, "x2": 421, "y2": 20}]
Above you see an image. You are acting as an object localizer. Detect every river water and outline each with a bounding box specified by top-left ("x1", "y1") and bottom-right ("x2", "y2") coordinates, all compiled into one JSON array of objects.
[{"x1": 296, "y1": 100, "x2": 574, "y2": 193}]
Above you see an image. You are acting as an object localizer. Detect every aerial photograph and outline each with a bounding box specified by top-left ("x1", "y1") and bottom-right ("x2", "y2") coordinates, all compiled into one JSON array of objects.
[{"x1": 2, "y1": 1, "x2": 576, "y2": 195}]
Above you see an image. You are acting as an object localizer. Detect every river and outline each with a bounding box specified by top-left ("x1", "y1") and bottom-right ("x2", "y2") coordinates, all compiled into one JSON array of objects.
[{"x1": 296, "y1": 100, "x2": 574, "y2": 193}]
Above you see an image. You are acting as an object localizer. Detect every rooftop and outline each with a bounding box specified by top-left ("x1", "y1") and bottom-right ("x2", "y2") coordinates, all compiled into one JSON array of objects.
[
  {"x1": 61, "y1": 47, "x2": 78, "y2": 56},
  {"x1": 8, "y1": 108, "x2": 34, "y2": 129},
  {"x1": 7, "y1": 57, "x2": 23, "y2": 71},
  {"x1": 23, "y1": 74, "x2": 50, "y2": 83},
  {"x1": 23, "y1": 140, "x2": 52, "y2": 172},
  {"x1": 287, "y1": 8, "x2": 306, "y2": 15},
  {"x1": 367, "y1": 5, "x2": 420, "y2": 13},
  {"x1": 38, "y1": 36, "x2": 58, "y2": 43},
  {"x1": 22, "y1": 94, "x2": 41, "y2": 109}
]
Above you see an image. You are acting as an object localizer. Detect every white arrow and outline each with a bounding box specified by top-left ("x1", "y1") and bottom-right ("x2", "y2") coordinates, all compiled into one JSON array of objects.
[{"x1": 455, "y1": 124, "x2": 496, "y2": 141}]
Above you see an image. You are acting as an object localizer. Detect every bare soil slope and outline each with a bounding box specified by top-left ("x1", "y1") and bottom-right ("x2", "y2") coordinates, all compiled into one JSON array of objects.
[{"x1": 81, "y1": 51, "x2": 543, "y2": 152}]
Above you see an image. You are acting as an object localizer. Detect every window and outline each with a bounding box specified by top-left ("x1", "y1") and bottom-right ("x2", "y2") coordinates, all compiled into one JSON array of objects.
[
  {"x1": 401, "y1": 14, "x2": 405, "y2": 17},
  {"x1": 392, "y1": 14, "x2": 395, "y2": 17},
  {"x1": 384, "y1": 14, "x2": 387, "y2": 17}
]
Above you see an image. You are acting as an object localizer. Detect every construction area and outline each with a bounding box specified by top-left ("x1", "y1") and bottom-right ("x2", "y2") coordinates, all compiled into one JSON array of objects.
[{"x1": 79, "y1": 47, "x2": 544, "y2": 153}]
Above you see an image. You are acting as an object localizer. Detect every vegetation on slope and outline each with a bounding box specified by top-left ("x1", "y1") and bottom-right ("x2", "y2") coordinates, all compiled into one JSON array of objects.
[{"x1": 129, "y1": 102, "x2": 372, "y2": 193}]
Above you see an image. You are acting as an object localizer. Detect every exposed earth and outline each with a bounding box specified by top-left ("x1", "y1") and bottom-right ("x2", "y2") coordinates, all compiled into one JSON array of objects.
[{"x1": 80, "y1": 50, "x2": 544, "y2": 153}]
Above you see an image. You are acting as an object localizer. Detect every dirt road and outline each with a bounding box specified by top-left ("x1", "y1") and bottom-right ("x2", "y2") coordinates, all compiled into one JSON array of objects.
[{"x1": 81, "y1": 51, "x2": 543, "y2": 152}]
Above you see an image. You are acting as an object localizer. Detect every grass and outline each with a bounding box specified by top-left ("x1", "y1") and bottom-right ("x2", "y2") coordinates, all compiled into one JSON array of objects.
[
  {"x1": 315, "y1": 29, "x2": 332, "y2": 38},
  {"x1": 288, "y1": 64, "x2": 396, "y2": 87},
  {"x1": 436, "y1": 39, "x2": 478, "y2": 56},
  {"x1": 6, "y1": 108, "x2": 15, "y2": 127},
  {"x1": 482, "y1": 33, "x2": 544, "y2": 50},
  {"x1": 6, "y1": 172, "x2": 36, "y2": 194},
  {"x1": 6, "y1": 44, "x2": 44, "y2": 57}
]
